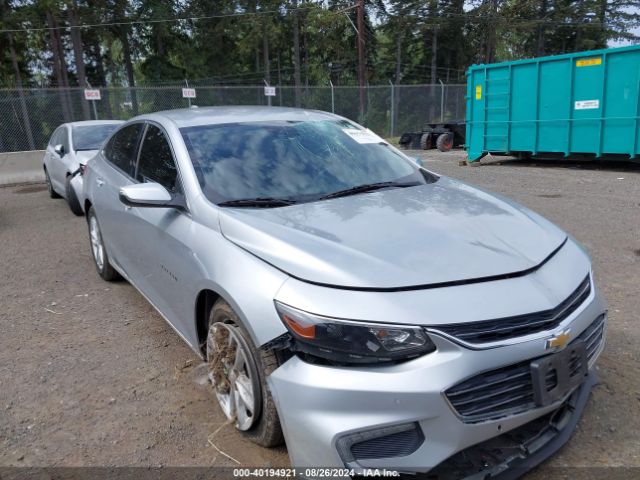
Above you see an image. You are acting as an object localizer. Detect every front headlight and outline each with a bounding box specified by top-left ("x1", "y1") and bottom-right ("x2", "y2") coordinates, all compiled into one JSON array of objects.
[{"x1": 274, "y1": 301, "x2": 436, "y2": 365}]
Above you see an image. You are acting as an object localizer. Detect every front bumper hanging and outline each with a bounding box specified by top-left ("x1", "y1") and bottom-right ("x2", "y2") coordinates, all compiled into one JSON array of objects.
[{"x1": 428, "y1": 371, "x2": 598, "y2": 480}]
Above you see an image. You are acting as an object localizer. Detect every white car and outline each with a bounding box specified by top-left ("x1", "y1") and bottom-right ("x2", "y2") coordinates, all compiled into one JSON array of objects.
[
  {"x1": 83, "y1": 107, "x2": 606, "y2": 476},
  {"x1": 43, "y1": 120, "x2": 123, "y2": 215}
]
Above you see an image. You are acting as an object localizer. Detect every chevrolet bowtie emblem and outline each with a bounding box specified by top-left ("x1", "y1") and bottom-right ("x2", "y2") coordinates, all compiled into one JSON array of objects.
[{"x1": 546, "y1": 330, "x2": 571, "y2": 350}]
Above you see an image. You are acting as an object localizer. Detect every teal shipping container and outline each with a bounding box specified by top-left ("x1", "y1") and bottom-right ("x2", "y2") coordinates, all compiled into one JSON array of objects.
[{"x1": 465, "y1": 45, "x2": 640, "y2": 162}]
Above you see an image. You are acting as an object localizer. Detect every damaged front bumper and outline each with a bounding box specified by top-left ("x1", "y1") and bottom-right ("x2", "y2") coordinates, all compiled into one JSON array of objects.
[
  {"x1": 267, "y1": 309, "x2": 605, "y2": 476},
  {"x1": 429, "y1": 371, "x2": 597, "y2": 479}
]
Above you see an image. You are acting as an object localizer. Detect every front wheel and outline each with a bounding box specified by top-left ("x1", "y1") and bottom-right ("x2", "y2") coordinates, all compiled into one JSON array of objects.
[
  {"x1": 45, "y1": 168, "x2": 61, "y2": 199},
  {"x1": 87, "y1": 207, "x2": 120, "y2": 281},
  {"x1": 207, "y1": 300, "x2": 283, "y2": 447}
]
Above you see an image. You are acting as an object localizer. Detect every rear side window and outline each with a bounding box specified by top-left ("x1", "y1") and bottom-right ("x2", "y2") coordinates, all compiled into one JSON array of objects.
[
  {"x1": 136, "y1": 124, "x2": 179, "y2": 193},
  {"x1": 104, "y1": 124, "x2": 143, "y2": 177}
]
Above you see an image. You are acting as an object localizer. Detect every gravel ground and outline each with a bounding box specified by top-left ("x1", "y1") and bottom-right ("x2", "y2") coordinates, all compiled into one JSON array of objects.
[{"x1": 0, "y1": 151, "x2": 639, "y2": 476}]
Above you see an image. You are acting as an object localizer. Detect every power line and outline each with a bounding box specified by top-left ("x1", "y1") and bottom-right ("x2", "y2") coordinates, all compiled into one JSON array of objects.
[
  {"x1": 401, "y1": 11, "x2": 614, "y2": 28},
  {"x1": 0, "y1": 4, "x2": 358, "y2": 34}
]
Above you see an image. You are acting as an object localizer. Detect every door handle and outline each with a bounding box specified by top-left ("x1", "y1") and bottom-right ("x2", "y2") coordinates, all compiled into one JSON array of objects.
[{"x1": 96, "y1": 178, "x2": 105, "y2": 187}]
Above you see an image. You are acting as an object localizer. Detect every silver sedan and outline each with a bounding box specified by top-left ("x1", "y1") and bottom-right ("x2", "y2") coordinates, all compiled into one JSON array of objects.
[
  {"x1": 83, "y1": 107, "x2": 606, "y2": 476},
  {"x1": 43, "y1": 120, "x2": 122, "y2": 215}
]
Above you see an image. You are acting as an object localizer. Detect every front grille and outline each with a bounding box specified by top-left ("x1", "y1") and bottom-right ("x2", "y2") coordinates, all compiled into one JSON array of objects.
[
  {"x1": 580, "y1": 313, "x2": 606, "y2": 360},
  {"x1": 445, "y1": 314, "x2": 605, "y2": 423},
  {"x1": 431, "y1": 381, "x2": 588, "y2": 480},
  {"x1": 435, "y1": 275, "x2": 591, "y2": 344}
]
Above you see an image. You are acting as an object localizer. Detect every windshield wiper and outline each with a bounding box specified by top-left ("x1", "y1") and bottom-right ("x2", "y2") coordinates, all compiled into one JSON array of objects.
[
  {"x1": 319, "y1": 181, "x2": 421, "y2": 200},
  {"x1": 217, "y1": 197, "x2": 298, "y2": 208}
]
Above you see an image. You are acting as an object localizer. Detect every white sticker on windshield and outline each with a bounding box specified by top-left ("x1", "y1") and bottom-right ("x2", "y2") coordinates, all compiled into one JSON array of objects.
[{"x1": 343, "y1": 128, "x2": 386, "y2": 144}]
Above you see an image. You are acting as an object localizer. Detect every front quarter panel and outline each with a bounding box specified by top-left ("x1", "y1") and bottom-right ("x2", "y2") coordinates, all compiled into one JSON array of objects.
[{"x1": 187, "y1": 195, "x2": 290, "y2": 348}]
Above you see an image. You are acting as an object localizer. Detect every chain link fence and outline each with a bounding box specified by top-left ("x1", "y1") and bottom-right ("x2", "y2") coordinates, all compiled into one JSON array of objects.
[{"x1": 0, "y1": 84, "x2": 466, "y2": 153}]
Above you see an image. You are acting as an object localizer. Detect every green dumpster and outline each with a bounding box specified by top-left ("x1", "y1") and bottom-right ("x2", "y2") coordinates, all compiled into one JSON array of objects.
[{"x1": 465, "y1": 45, "x2": 640, "y2": 162}]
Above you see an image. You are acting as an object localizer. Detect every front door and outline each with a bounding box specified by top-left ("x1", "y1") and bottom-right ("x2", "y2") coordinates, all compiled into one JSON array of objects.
[{"x1": 126, "y1": 123, "x2": 199, "y2": 340}]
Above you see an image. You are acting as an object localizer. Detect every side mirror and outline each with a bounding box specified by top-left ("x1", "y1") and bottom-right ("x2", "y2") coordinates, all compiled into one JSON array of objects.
[
  {"x1": 54, "y1": 144, "x2": 65, "y2": 156},
  {"x1": 119, "y1": 183, "x2": 184, "y2": 209},
  {"x1": 412, "y1": 156, "x2": 424, "y2": 167}
]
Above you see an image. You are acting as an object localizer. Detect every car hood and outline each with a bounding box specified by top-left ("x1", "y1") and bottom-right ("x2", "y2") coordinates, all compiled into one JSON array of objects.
[{"x1": 219, "y1": 177, "x2": 567, "y2": 289}]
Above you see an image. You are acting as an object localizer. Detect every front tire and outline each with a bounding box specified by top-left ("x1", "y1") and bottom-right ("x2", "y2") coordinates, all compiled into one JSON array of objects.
[
  {"x1": 65, "y1": 175, "x2": 84, "y2": 216},
  {"x1": 87, "y1": 207, "x2": 120, "y2": 281},
  {"x1": 45, "y1": 168, "x2": 61, "y2": 199},
  {"x1": 207, "y1": 300, "x2": 284, "y2": 447}
]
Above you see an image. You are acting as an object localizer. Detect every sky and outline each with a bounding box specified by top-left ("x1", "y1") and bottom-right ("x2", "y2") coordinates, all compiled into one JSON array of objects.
[
  {"x1": 605, "y1": 4, "x2": 638, "y2": 47},
  {"x1": 609, "y1": 25, "x2": 640, "y2": 47}
]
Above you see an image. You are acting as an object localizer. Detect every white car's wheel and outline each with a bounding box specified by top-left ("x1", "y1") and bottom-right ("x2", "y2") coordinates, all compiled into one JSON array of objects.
[
  {"x1": 207, "y1": 300, "x2": 283, "y2": 446},
  {"x1": 87, "y1": 207, "x2": 120, "y2": 281},
  {"x1": 45, "y1": 168, "x2": 61, "y2": 199},
  {"x1": 208, "y1": 322, "x2": 260, "y2": 431}
]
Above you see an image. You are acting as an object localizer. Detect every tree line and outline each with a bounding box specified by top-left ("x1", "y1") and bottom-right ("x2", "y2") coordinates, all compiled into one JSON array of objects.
[{"x1": 0, "y1": 0, "x2": 638, "y2": 93}]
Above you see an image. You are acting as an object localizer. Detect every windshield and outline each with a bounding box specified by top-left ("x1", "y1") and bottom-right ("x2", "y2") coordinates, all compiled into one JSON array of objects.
[
  {"x1": 72, "y1": 124, "x2": 120, "y2": 151},
  {"x1": 181, "y1": 120, "x2": 434, "y2": 204}
]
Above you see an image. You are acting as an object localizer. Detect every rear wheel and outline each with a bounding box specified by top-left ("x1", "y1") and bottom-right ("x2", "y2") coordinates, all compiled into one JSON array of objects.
[
  {"x1": 65, "y1": 175, "x2": 84, "y2": 216},
  {"x1": 207, "y1": 300, "x2": 283, "y2": 447},
  {"x1": 436, "y1": 133, "x2": 454, "y2": 152},
  {"x1": 87, "y1": 207, "x2": 120, "y2": 281},
  {"x1": 45, "y1": 168, "x2": 61, "y2": 199}
]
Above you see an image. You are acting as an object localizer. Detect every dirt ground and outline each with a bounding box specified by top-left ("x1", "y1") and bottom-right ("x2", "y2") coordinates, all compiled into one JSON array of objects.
[{"x1": 0, "y1": 151, "x2": 639, "y2": 477}]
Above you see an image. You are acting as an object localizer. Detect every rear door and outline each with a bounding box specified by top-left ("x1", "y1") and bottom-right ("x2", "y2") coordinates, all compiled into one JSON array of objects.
[{"x1": 91, "y1": 123, "x2": 144, "y2": 271}]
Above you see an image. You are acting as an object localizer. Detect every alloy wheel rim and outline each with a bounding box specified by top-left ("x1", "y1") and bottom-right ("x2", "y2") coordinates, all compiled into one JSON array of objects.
[
  {"x1": 89, "y1": 216, "x2": 104, "y2": 270},
  {"x1": 206, "y1": 322, "x2": 259, "y2": 431}
]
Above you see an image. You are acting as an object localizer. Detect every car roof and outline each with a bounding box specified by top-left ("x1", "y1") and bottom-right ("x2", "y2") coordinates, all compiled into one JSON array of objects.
[
  {"x1": 134, "y1": 106, "x2": 341, "y2": 129},
  {"x1": 66, "y1": 120, "x2": 124, "y2": 128}
]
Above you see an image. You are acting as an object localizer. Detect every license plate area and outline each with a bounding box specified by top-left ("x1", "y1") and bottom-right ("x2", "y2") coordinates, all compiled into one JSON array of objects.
[{"x1": 530, "y1": 341, "x2": 588, "y2": 406}]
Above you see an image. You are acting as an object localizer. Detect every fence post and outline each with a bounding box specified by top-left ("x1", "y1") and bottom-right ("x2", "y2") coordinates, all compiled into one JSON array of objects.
[
  {"x1": 184, "y1": 79, "x2": 192, "y2": 108},
  {"x1": 439, "y1": 79, "x2": 445, "y2": 123},
  {"x1": 17, "y1": 88, "x2": 35, "y2": 150},
  {"x1": 389, "y1": 80, "x2": 395, "y2": 137},
  {"x1": 263, "y1": 79, "x2": 272, "y2": 107},
  {"x1": 86, "y1": 81, "x2": 99, "y2": 120},
  {"x1": 329, "y1": 80, "x2": 335, "y2": 113}
]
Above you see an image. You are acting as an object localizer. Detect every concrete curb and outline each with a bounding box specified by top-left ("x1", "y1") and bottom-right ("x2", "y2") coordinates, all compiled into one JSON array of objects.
[{"x1": 0, "y1": 150, "x2": 46, "y2": 186}]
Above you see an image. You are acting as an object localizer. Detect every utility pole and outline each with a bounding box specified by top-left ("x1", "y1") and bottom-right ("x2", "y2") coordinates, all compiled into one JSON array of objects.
[
  {"x1": 356, "y1": 0, "x2": 366, "y2": 120},
  {"x1": 292, "y1": 0, "x2": 302, "y2": 107}
]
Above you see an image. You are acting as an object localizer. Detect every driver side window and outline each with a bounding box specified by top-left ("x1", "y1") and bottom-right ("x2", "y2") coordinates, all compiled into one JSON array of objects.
[{"x1": 136, "y1": 124, "x2": 179, "y2": 193}]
